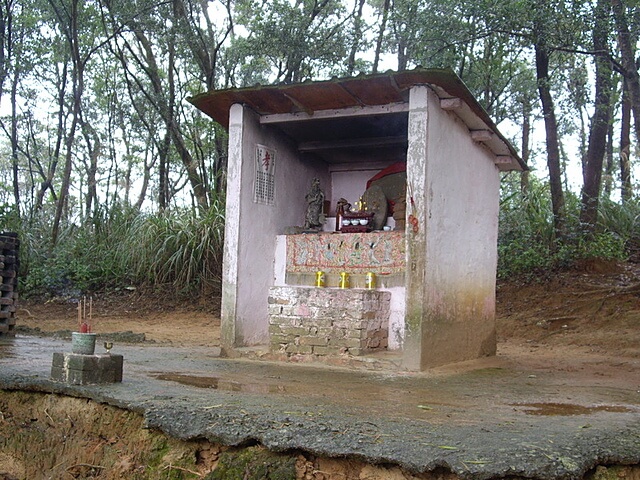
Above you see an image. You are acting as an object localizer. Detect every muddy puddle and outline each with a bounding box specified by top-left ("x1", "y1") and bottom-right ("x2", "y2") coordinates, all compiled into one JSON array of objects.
[
  {"x1": 148, "y1": 370, "x2": 482, "y2": 424},
  {"x1": 514, "y1": 402, "x2": 633, "y2": 416},
  {"x1": 152, "y1": 372, "x2": 288, "y2": 394}
]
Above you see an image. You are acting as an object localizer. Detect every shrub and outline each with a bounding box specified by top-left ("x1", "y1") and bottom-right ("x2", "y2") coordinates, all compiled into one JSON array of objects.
[
  {"x1": 2, "y1": 197, "x2": 225, "y2": 299},
  {"x1": 497, "y1": 176, "x2": 634, "y2": 280}
]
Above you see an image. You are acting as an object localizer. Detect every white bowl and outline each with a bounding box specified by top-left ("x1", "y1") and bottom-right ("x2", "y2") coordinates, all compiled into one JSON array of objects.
[
  {"x1": 342, "y1": 219, "x2": 351, "y2": 226},
  {"x1": 351, "y1": 219, "x2": 360, "y2": 225},
  {"x1": 383, "y1": 226, "x2": 392, "y2": 231},
  {"x1": 359, "y1": 219, "x2": 368, "y2": 226}
]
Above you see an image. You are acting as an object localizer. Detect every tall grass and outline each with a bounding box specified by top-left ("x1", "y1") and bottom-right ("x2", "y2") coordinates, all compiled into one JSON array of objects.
[
  {"x1": 498, "y1": 175, "x2": 636, "y2": 279},
  {"x1": 0, "y1": 195, "x2": 225, "y2": 299},
  {"x1": 115, "y1": 200, "x2": 225, "y2": 293}
]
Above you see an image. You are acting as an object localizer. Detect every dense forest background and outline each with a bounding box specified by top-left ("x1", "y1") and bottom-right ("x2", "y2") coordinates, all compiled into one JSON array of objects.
[{"x1": 0, "y1": 0, "x2": 639, "y2": 298}]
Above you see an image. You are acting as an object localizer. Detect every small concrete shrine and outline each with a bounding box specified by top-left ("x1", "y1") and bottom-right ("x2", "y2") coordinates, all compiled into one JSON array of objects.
[{"x1": 189, "y1": 69, "x2": 524, "y2": 370}]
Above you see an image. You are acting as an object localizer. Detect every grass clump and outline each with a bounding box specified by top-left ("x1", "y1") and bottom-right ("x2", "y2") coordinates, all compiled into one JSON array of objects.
[
  {"x1": 498, "y1": 177, "x2": 637, "y2": 280},
  {"x1": 205, "y1": 446, "x2": 297, "y2": 480},
  {"x1": 1, "y1": 196, "x2": 225, "y2": 299}
]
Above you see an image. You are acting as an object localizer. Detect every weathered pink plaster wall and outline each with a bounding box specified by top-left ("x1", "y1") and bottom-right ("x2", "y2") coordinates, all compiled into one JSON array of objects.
[
  {"x1": 221, "y1": 104, "x2": 329, "y2": 348},
  {"x1": 404, "y1": 86, "x2": 499, "y2": 370}
]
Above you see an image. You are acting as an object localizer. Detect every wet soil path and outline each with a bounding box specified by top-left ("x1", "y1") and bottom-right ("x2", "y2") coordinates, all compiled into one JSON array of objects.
[{"x1": 1, "y1": 334, "x2": 639, "y2": 479}]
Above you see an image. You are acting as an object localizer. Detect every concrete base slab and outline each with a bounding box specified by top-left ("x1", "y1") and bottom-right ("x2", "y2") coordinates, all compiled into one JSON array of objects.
[
  {"x1": 2, "y1": 336, "x2": 638, "y2": 479},
  {"x1": 51, "y1": 352, "x2": 123, "y2": 385}
]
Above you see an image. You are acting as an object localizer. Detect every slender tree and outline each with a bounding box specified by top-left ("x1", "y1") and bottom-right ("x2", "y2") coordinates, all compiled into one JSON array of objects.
[
  {"x1": 371, "y1": 0, "x2": 390, "y2": 73},
  {"x1": 580, "y1": 0, "x2": 613, "y2": 230},
  {"x1": 48, "y1": 0, "x2": 88, "y2": 243},
  {"x1": 619, "y1": 78, "x2": 633, "y2": 201},
  {"x1": 532, "y1": 4, "x2": 566, "y2": 240},
  {"x1": 612, "y1": 0, "x2": 640, "y2": 143}
]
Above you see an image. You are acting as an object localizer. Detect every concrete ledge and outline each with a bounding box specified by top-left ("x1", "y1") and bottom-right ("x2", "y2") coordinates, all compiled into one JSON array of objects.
[
  {"x1": 2, "y1": 336, "x2": 640, "y2": 479},
  {"x1": 51, "y1": 352, "x2": 123, "y2": 385}
]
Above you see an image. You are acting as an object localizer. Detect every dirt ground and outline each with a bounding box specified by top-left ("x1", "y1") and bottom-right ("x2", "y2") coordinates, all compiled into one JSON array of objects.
[
  {"x1": 16, "y1": 287, "x2": 223, "y2": 347},
  {"x1": 11, "y1": 259, "x2": 640, "y2": 409},
  {"x1": 496, "y1": 259, "x2": 640, "y2": 359},
  {"x1": 3, "y1": 261, "x2": 640, "y2": 480}
]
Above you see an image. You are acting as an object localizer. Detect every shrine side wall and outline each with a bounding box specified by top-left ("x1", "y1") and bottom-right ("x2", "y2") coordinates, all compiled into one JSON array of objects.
[
  {"x1": 406, "y1": 86, "x2": 500, "y2": 369},
  {"x1": 221, "y1": 104, "x2": 329, "y2": 347}
]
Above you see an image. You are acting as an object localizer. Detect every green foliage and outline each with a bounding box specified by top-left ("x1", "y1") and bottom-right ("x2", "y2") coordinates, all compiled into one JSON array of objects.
[
  {"x1": 597, "y1": 198, "x2": 640, "y2": 244},
  {"x1": 231, "y1": 0, "x2": 349, "y2": 83},
  {"x1": 498, "y1": 175, "x2": 634, "y2": 279},
  {"x1": 206, "y1": 446, "x2": 297, "y2": 480},
  {"x1": 0, "y1": 203, "x2": 21, "y2": 232},
  {"x1": 116, "y1": 197, "x2": 226, "y2": 293},
  {"x1": 15, "y1": 210, "x2": 126, "y2": 297},
  {"x1": 8, "y1": 196, "x2": 225, "y2": 299}
]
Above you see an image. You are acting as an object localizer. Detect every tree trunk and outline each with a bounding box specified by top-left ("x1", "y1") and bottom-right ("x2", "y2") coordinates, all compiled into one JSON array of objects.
[
  {"x1": 346, "y1": 0, "x2": 365, "y2": 75},
  {"x1": 396, "y1": 36, "x2": 407, "y2": 71},
  {"x1": 52, "y1": 112, "x2": 77, "y2": 245},
  {"x1": 158, "y1": 129, "x2": 171, "y2": 210},
  {"x1": 535, "y1": 41, "x2": 565, "y2": 241},
  {"x1": 134, "y1": 149, "x2": 152, "y2": 211},
  {"x1": 172, "y1": 0, "x2": 232, "y2": 90},
  {"x1": 126, "y1": 24, "x2": 209, "y2": 210},
  {"x1": 0, "y1": 0, "x2": 12, "y2": 101},
  {"x1": 164, "y1": 27, "x2": 209, "y2": 210},
  {"x1": 372, "y1": 0, "x2": 390, "y2": 73},
  {"x1": 620, "y1": 78, "x2": 633, "y2": 202},
  {"x1": 35, "y1": 61, "x2": 67, "y2": 212},
  {"x1": 579, "y1": 0, "x2": 612, "y2": 231},
  {"x1": 213, "y1": 131, "x2": 227, "y2": 192},
  {"x1": 51, "y1": 0, "x2": 84, "y2": 245},
  {"x1": 9, "y1": 57, "x2": 19, "y2": 212},
  {"x1": 81, "y1": 122, "x2": 100, "y2": 220},
  {"x1": 603, "y1": 109, "x2": 615, "y2": 199},
  {"x1": 612, "y1": 0, "x2": 640, "y2": 143},
  {"x1": 520, "y1": 99, "x2": 531, "y2": 194}
]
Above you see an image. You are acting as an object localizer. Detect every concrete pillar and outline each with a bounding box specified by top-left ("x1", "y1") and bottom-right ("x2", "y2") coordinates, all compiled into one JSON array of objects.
[
  {"x1": 403, "y1": 86, "x2": 430, "y2": 371},
  {"x1": 403, "y1": 86, "x2": 500, "y2": 370},
  {"x1": 220, "y1": 103, "x2": 244, "y2": 349}
]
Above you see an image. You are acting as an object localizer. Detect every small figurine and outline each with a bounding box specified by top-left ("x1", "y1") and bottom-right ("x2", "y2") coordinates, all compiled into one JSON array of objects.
[
  {"x1": 335, "y1": 198, "x2": 351, "y2": 231},
  {"x1": 336, "y1": 198, "x2": 352, "y2": 214},
  {"x1": 355, "y1": 196, "x2": 367, "y2": 212},
  {"x1": 304, "y1": 178, "x2": 325, "y2": 230}
]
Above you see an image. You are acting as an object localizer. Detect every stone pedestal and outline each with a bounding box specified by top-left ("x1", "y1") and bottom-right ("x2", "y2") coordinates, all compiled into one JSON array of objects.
[
  {"x1": 51, "y1": 352, "x2": 123, "y2": 385},
  {"x1": 268, "y1": 286, "x2": 390, "y2": 356}
]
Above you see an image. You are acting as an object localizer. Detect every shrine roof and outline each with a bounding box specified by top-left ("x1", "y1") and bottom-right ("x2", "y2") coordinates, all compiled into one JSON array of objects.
[{"x1": 188, "y1": 68, "x2": 524, "y2": 171}]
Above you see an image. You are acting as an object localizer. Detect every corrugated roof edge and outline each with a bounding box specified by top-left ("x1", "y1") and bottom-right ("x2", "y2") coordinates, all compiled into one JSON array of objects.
[{"x1": 188, "y1": 67, "x2": 526, "y2": 171}]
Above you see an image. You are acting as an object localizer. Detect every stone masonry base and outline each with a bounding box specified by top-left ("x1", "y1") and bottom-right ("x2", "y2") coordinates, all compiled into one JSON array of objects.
[
  {"x1": 268, "y1": 286, "x2": 390, "y2": 356},
  {"x1": 51, "y1": 352, "x2": 123, "y2": 385}
]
